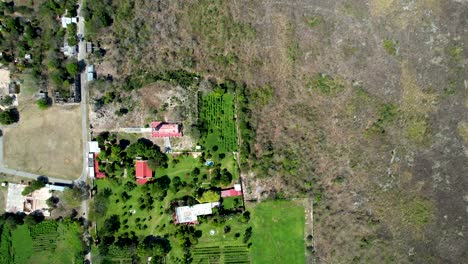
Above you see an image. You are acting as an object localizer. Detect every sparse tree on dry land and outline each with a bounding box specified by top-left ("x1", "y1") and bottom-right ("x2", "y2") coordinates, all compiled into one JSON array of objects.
[
  {"x1": 0, "y1": 108, "x2": 19, "y2": 125},
  {"x1": 46, "y1": 196, "x2": 59, "y2": 208},
  {"x1": 37, "y1": 98, "x2": 51, "y2": 110},
  {"x1": 0, "y1": 95, "x2": 14, "y2": 106},
  {"x1": 22, "y1": 178, "x2": 47, "y2": 195},
  {"x1": 63, "y1": 183, "x2": 89, "y2": 208}
]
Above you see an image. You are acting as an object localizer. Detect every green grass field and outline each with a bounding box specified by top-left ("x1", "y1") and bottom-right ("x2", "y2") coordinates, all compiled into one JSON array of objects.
[
  {"x1": 250, "y1": 200, "x2": 305, "y2": 264},
  {"x1": 222, "y1": 196, "x2": 243, "y2": 210},
  {"x1": 11, "y1": 225, "x2": 33, "y2": 264},
  {"x1": 199, "y1": 91, "x2": 238, "y2": 153}
]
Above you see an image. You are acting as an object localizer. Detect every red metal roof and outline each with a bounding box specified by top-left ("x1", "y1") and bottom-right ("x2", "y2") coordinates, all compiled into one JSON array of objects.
[
  {"x1": 221, "y1": 188, "x2": 243, "y2": 198},
  {"x1": 135, "y1": 160, "x2": 153, "y2": 184},
  {"x1": 136, "y1": 178, "x2": 149, "y2": 185},
  {"x1": 94, "y1": 153, "x2": 106, "y2": 179},
  {"x1": 151, "y1": 122, "x2": 182, "y2": 138}
]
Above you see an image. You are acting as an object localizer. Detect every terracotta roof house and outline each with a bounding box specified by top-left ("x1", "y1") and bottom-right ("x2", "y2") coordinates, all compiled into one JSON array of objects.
[
  {"x1": 151, "y1": 121, "x2": 182, "y2": 138},
  {"x1": 221, "y1": 184, "x2": 243, "y2": 198},
  {"x1": 135, "y1": 160, "x2": 153, "y2": 184},
  {"x1": 94, "y1": 153, "x2": 106, "y2": 179}
]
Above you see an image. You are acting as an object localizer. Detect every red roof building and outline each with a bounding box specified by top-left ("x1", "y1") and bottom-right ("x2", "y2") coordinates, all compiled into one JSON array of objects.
[
  {"x1": 94, "y1": 153, "x2": 106, "y2": 179},
  {"x1": 135, "y1": 160, "x2": 153, "y2": 184},
  {"x1": 221, "y1": 184, "x2": 243, "y2": 198},
  {"x1": 151, "y1": 122, "x2": 182, "y2": 138}
]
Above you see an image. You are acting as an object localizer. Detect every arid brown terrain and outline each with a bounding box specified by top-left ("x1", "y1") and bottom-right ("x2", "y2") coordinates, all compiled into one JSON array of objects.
[{"x1": 86, "y1": 0, "x2": 467, "y2": 262}]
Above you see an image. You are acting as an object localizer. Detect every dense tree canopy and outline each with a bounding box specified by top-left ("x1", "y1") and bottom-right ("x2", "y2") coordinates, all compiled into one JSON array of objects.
[
  {"x1": 126, "y1": 139, "x2": 167, "y2": 168},
  {"x1": 136, "y1": 235, "x2": 171, "y2": 257}
]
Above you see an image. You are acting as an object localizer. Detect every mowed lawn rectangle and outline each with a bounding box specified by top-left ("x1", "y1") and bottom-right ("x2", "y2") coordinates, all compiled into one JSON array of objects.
[
  {"x1": 3, "y1": 100, "x2": 82, "y2": 180},
  {"x1": 250, "y1": 200, "x2": 305, "y2": 264}
]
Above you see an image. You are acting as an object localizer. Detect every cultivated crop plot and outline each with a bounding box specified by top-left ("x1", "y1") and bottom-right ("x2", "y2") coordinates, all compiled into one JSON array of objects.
[
  {"x1": 192, "y1": 244, "x2": 251, "y2": 263},
  {"x1": 199, "y1": 91, "x2": 237, "y2": 152}
]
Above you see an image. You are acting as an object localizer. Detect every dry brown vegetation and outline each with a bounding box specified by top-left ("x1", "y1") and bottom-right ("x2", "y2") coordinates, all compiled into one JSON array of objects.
[
  {"x1": 87, "y1": 0, "x2": 467, "y2": 262},
  {"x1": 3, "y1": 99, "x2": 82, "y2": 180}
]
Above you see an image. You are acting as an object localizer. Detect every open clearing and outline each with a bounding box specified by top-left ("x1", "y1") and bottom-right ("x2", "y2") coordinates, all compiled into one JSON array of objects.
[
  {"x1": 249, "y1": 200, "x2": 305, "y2": 264},
  {"x1": 3, "y1": 100, "x2": 82, "y2": 180}
]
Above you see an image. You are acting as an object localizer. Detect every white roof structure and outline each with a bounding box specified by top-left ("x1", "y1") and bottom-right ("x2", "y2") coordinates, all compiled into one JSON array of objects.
[
  {"x1": 6, "y1": 183, "x2": 25, "y2": 213},
  {"x1": 61, "y1": 17, "x2": 72, "y2": 28},
  {"x1": 89, "y1": 141, "x2": 101, "y2": 153},
  {"x1": 61, "y1": 16, "x2": 78, "y2": 28},
  {"x1": 234, "y1": 184, "x2": 242, "y2": 191},
  {"x1": 175, "y1": 202, "x2": 220, "y2": 224},
  {"x1": 45, "y1": 184, "x2": 66, "y2": 192}
]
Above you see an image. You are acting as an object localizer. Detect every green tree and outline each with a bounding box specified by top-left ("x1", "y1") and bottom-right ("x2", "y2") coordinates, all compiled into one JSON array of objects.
[
  {"x1": 24, "y1": 213, "x2": 44, "y2": 226},
  {"x1": 50, "y1": 69, "x2": 65, "y2": 86},
  {"x1": 0, "y1": 108, "x2": 19, "y2": 125},
  {"x1": 37, "y1": 98, "x2": 51, "y2": 110},
  {"x1": 66, "y1": 62, "x2": 79, "y2": 75},
  {"x1": 101, "y1": 215, "x2": 121, "y2": 236},
  {"x1": 0, "y1": 95, "x2": 14, "y2": 106},
  {"x1": 22, "y1": 178, "x2": 47, "y2": 195},
  {"x1": 137, "y1": 235, "x2": 171, "y2": 257},
  {"x1": 197, "y1": 190, "x2": 220, "y2": 203},
  {"x1": 46, "y1": 196, "x2": 59, "y2": 208},
  {"x1": 126, "y1": 139, "x2": 167, "y2": 168},
  {"x1": 171, "y1": 176, "x2": 182, "y2": 192},
  {"x1": 243, "y1": 227, "x2": 252, "y2": 243}
]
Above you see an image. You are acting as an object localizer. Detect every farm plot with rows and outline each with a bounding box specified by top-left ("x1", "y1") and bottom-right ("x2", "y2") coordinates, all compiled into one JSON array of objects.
[
  {"x1": 192, "y1": 244, "x2": 250, "y2": 264},
  {"x1": 31, "y1": 221, "x2": 59, "y2": 252},
  {"x1": 199, "y1": 91, "x2": 238, "y2": 153}
]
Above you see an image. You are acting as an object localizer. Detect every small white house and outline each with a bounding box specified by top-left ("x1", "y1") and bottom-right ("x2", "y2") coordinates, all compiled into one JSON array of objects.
[
  {"x1": 87, "y1": 65, "x2": 95, "y2": 81},
  {"x1": 61, "y1": 16, "x2": 78, "y2": 28}
]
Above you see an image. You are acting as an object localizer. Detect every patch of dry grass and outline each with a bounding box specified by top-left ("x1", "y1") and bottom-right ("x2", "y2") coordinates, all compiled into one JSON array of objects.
[
  {"x1": 369, "y1": 0, "x2": 396, "y2": 17},
  {"x1": 400, "y1": 62, "x2": 437, "y2": 145},
  {"x1": 400, "y1": 62, "x2": 437, "y2": 114},
  {"x1": 372, "y1": 188, "x2": 434, "y2": 234},
  {"x1": 457, "y1": 121, "x2": 468, "y2": 144},
  {"x1": 3, "y1": 100, "x2": 82, "y2": 180}
]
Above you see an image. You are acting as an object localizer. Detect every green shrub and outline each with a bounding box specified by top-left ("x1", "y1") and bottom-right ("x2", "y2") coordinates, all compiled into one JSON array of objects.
[
  {"x1": 305, "y1": 16, "x2": 322, "y2": 28},
  {"x1": 309, "y1": 73, "x2": 345, "y2": 95},
  {"x1": 383, "y1": 39, "x2": 398, "y2": 56},
  {"x1": 367, "y1": 103, "x2": 398, "y2": 135},
  {"x1": 37, "y1": 98, "x2": 51, "y2": 110},
  {"x1": 0, "y1": 95, "x2": 14, "y2": 106}
]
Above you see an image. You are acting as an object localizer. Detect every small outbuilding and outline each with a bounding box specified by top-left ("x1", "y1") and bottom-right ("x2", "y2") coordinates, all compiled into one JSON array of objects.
[
  {"x1": 87, "y1": 65, "x2": 95, "y2": 81},
  {"x1": 151, "y1": 121, "x2": 182, "y2": 138},
  {"x1": 221, "y1": 184, "x2": 243, "y2": 198}
]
